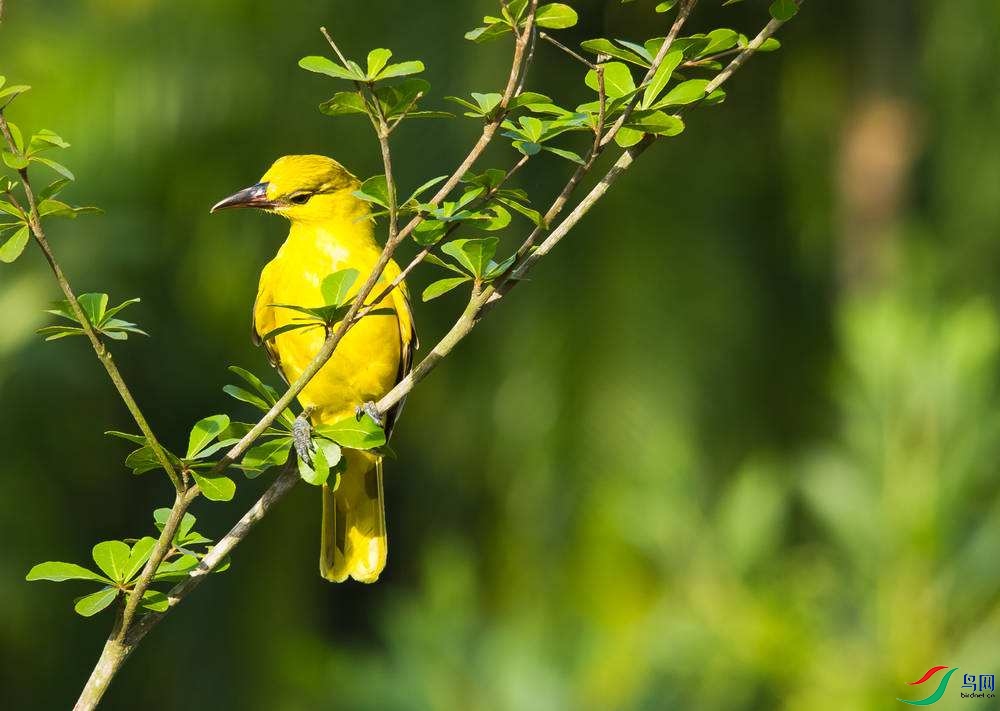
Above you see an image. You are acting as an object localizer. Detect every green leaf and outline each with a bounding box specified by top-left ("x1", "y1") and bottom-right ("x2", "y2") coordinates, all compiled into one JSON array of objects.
[
  {"x1": 0, "y1": 225, "x2": 30, "y2": 263},
  {"x1": 152, "y1": 509, "x2": 199, "y2": 545},
  {"x1": 412, "y1": 219, "x2": 448, "y2": 247},
  {"x1": 543, "y1": 146, "x2": 585, "y2": 164},
  {"x1": 6, "y1": 122, "x2": 24, "y2": 153},
  {"x1": 496, "y1": 196, "x2": 543, "y2": 227},
  {"x1": 177, "y1": 511, "x2": 198, "y2": 541},
  {"x1": 31, "y1": 157, "x2": 75, "y2": 180},
  {"x1": 485, "y1": 253, "x2": 517, "y2": 280},
  {"x1": 424, "y1": 252, "x2": 468, "y2": 275},
  {"x1": 186, "y1": 436, "x2": 239, "y2": 461},
  {"x1": 36, "y1": 325, "x2": 86, "y2": 341},
  {"x1": 260, "y1": 322, "x2": 322, "y2": 342},
  {"x1": 92, "y1": 540, "x2": 131, "y2": 583},
  {"x1": 314, "y1": 414, "x2": 386, "y2": 450},
  {"x1": 379, "y1": 61, "x2": 425, "y2": 79},
  {"x1": 187, "y1": 414, "x2": 231, "y2": 459},
  {"x1": 656, "y1": 79, "x2": 709, "y2": 107},
  {"x1": 442, "y1": 237, "x2": 499, "y2": 278},
  {"x1": 366, "y1": 48, "x2": 393, "y2": 78},
  {"x1": 628, "y1": 110, "x2": 685, "y2": 137},
  {"x1": 0, "y1": 84, "x2": 31, "y2": 109},
  {"x1": 105, "y1": 431, "x2": 148, "y2": 446},
  {"x1": 0, "y1": 200, "x2": 24, "y2": 219},
  {"x1": 422, "y1": 277, "x2": 471, "y2": 302},
  {"x1": 228, "y1": 366, "x2": 279, "y2": 404},
  {"x1": 125, "y1": 446, "x2": 162, "y2": 475},
  {"x1": 586, "y1": 62, "x2": 636, "y2": 99},
  {"x1": 241, "y1": 437, "x2": 293, "y2": 474},
  {"x1": 102, "y1": 297, "x2": 141, "y2": 323},
  {"x1": 655, "y1": 0, "x2": 678, "y2": 11},
  {"x1": 2, "y1": 152, "x2": 29, "y2": 170},
  {"x1": 78, "y1": 292, "x2": 109, "y2": 325},
  {"x1": 614, "y1": 126, "x2": 645, "y2": 148},
  {"x1": 465, "y1": 23, "x2": 512, "y2": 43},
  {"x1": 26, "y1": 561, "x2": 112, "y2": 584},
  {"x1": 29, "y1": 129, "x2": 70, "y2": 152},
  {"x1": 509, "y1": 92, "x2": 554, "y2": 110},
  {"x1": 153, "y1": 554, "x2": 199, "y2": 582},
  {"x1": 223, "y1": 384, "x2": 271, "y2": 412},
  {"x1": 123, "y1": 537, "x2": 157, "y2": 583},
  {"x1": 701, "y1": 28, "x2": 740, "y2": 56},
  {"x1": 191, "y1": 471, "x2": 237, "y2": 502},
  {"x1": 641, "y1": 50, "x2": 684, "y2": 108},
  {"x1": 74, "y1": 587, "x2": 118, "y2": 617},
  {"x1": 513, "y1": 140, "x2": 542, "y2": 156},
  {"x1": 769, "y1": 0, "x2": 799, "y2": 22},
  {"x1": 319, "y1": 92, "x2": 368, "y2": 117},
  {"x1": 580, "y1": 39, "x2": 649, "y2": 67},
  {"x1": 140, "y1": 589, "x2": 169, "y2": 613},
  {"x1": 518, "y1": 115, "x2": 545, "y2": 142},
  {"x1": 378, "y1": 78, "x2": 433, "y2": 119},
  {"x1": 298, "y1": 439, "x2": 341, "y2": 486},
  {"x1": 353, "y1": 174, "x2": 390, "y2": 208},
  {"x1": 321, "y1": 268, "x2": 360, "y2": 307},
  {"x1": 535, "y1": 3, "x2": 578, "y2": 29},
  {"x1": 299, "y1": 55, "x2": 365, "y2": 81}
]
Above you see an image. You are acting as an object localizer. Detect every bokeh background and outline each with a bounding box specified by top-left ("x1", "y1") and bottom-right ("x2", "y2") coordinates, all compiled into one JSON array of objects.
[{"x1": 3, "y1": 1, "x2": 999, "y2": 709}]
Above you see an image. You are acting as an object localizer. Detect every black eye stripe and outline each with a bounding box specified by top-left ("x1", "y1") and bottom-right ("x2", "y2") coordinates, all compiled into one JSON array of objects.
[{"x1": 287, "y1": 188, "x2": 339, "y2": 205}]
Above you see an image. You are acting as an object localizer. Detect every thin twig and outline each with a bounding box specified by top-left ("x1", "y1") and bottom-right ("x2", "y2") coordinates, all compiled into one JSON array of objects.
[
  {"x1": 539, "y1": 31, "x2": 596, "y2": 69},
  {"x1": 319, "y1": 27, "x2": 350, "y2": 67},
  {"x1": 0, "y1": 114, "x2": 183, "y2": 493},
  {"x1": 392, "y1": 0, "x2": 538, "y2": 246},
  {"x1": 600, "y1": 0, "x2": 699, "y2": 148},
  {"x1": 682, "y1": 46, "x2": 742, "y2": 68},
  {"x1": 376, "y1": 2, "x2": 800, "y2": 415},
  {"x1": 514, "y1": 62, "x2": 606, "y2": 260}
]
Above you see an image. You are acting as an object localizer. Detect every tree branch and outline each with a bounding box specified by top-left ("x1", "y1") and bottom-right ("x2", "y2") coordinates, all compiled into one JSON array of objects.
[
  {"x1": 0, "y1": 113, "x2": 182, "y2": 492},
  {"x1": 376, "y1": 1, "x2": 799, "y2": 414},
  {"x1": 600, "y1": 0, "x2": 698, "y2": 148},
  {"x1": 392, "y1": 0, "x2": 538, "y2": 246}
]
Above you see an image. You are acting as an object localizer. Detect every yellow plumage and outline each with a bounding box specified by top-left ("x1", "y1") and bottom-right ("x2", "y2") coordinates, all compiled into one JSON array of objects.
[{"x1": 214, "y1": 155, "x2": 415, "y2": 583}]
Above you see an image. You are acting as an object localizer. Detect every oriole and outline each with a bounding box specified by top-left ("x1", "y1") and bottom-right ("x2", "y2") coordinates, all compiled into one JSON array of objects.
[{"x1": 212, "y1": 155, "x2": 416, "y2": 583}]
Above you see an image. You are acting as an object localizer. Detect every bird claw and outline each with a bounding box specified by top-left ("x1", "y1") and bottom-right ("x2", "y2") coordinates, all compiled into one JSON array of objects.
[
  {"x1": 355, "y1": 401, "x2": 383, "y2": 427},
  {"x1": 293, "y1": 409, "x2": 315, "y2": 467}
]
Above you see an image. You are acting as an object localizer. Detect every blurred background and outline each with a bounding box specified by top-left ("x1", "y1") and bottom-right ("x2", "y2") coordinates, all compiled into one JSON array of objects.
[{"x1": 2, "y1": 0, "x2": 999, "y2": 709}]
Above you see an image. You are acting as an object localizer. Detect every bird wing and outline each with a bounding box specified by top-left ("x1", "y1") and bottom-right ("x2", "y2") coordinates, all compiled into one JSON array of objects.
[{"x1": 382, "y1": 260, "x2": 417, "y2": 438}]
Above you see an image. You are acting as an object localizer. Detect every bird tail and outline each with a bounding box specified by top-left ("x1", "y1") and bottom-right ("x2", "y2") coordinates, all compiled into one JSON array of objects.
[{"x1": 320, "y1": 449, "x2": 387, "y2": 583}]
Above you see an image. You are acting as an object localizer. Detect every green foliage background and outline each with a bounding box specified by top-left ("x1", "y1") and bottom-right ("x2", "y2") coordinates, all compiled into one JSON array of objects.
[{"x1": 3, "y1": 0, "x2": 1000, "y2": 709}]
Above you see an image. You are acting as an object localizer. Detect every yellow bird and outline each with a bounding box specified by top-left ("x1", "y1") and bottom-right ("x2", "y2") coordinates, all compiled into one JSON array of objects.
[{"x1": 212, "y1": 155, "x2": 416, "y2": 583}]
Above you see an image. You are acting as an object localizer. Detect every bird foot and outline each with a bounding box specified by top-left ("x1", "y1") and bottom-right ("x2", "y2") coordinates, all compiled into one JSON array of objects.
[
  {"x1": 293, "y1": 409, "x2": 315, "y2": 467},
  {"x1": 355, "y1": 401, "x2": 383, "y2": 427}
]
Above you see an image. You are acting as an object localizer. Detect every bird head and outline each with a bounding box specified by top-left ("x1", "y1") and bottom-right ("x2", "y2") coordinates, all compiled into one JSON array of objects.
[{"x1": 211, "y1": 154, "x2": 366, "y2": 224}]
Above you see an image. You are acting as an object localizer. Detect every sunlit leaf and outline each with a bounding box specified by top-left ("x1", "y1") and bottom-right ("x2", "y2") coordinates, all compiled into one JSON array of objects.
[
  {"x1": 74, "y1": 587, "x2": 118, "y2": 617},
  {"x1": 26, "y1": 561, "x2": 111, "y2": 584}
]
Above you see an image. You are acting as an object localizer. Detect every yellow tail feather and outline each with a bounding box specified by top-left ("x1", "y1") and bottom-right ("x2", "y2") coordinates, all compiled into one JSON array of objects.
[{"x1": 320, "y1": 450, "x2": 387, "y2": 583}]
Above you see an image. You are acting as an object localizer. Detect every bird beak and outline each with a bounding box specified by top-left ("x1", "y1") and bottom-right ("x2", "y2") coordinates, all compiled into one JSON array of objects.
[{"x1": 210, "y1": 182, "x2": 275, "y2": 212}]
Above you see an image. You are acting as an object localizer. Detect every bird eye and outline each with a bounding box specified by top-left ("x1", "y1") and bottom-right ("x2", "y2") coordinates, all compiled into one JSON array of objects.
[{"x1": 288, "y1": 192, "x2": 312, "y2": 205}]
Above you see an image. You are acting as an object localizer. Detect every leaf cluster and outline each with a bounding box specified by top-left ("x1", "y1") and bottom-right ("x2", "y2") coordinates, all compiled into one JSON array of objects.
[
  {"x1": 37, "y1": 293, "x2": 146, "y2": 342},
  {"x1": 25, "y1": 510, "x2": 226, "y2": 617},
  {"x1": 0, "y1": 115, "x2": 100, "y2": 263}
]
